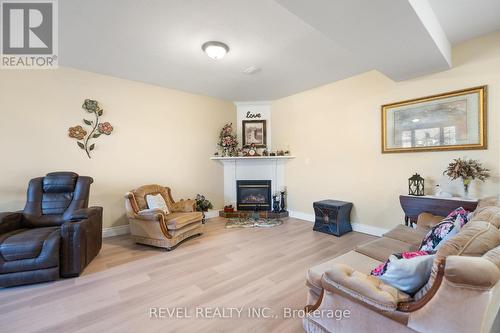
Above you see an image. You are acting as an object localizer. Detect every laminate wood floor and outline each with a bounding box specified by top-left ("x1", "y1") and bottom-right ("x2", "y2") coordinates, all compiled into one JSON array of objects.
[{"x1": 0, "y1": 217, "x2": 376, "y2": 333}]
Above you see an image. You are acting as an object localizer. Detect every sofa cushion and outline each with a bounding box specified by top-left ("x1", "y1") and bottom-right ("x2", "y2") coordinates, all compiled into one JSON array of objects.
[
  {"x1": 444, "y1": 255, "x2": 500, "y2": 288},
  {"x1": 383, "y1": 225, "x2": 427, "y2": 246},
  {"x1": 355, "y1": 237, "x2": 413, "y2": 262},
  {"x1": 41, "y1": 192, "x2": 74, "y2": 215},
  {"x1": 473, "y1": 197, "x2": 499, "y2": 216},
  {"x1": 417, "y1": 212, "x2": 445, "y2": 231},
  {"x1": 307, "y1": 250, "x2": 382, "y2": 293},
  {"x1": 132, "y1": 185, "x2": 173, "y2": 211},
  {"x1": 484, "y1": 246, "x2": 500, "y2": 269},
  {"x1": 0, "y1": 227, "x2": 60, "y2": 261},
  {"x1": 0, "y1": 227, "x2": 61, "y2": 275},
  {"x1": 471, "y1": 205, "x2": 500, "y2": 228},
  {"x1": 415, "y1": 208, "x2": 500, "y2": 300},
  {"x1": 43, "y1": 172, "x2": 77, "y2": 193},
  {"x1": 165, "y1": 212, "x2": 203, "y2": 230},
  {"x1": 436, "y1": 220, "x2": 500, "y2": 259}
]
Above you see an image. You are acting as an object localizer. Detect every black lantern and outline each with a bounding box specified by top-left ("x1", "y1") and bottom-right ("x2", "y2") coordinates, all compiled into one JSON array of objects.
[{"x1": 408, "y1": 173, "x2": 425, "y2": 196}]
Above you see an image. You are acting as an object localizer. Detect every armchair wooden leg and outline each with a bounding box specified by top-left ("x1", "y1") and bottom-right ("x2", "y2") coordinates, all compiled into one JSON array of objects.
[{"x1": 305, "y1": 289, "x2": 324, "y2": 313}]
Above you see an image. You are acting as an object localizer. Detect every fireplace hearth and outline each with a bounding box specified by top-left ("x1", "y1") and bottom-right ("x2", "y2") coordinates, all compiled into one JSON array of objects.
[{"x1": 236, "y1": 180, "x2": 271, "y2": 211}]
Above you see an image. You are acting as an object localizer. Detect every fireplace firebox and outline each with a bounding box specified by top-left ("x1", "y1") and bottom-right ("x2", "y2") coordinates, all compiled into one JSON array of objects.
[{"x1": 236, "y1": 180, "x2": 272, "y2": 211}]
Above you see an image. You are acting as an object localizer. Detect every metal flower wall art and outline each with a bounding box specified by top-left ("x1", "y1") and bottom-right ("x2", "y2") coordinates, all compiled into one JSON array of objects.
[{"x1": 68, "y1": 99, "x2": 114, "y2": 158}]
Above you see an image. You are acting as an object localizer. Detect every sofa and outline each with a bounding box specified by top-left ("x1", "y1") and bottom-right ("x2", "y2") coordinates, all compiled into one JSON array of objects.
[
  {"x1": 125, "y1": 184, "x2": 204, "y2": 250},
  {"x1": 304, "y1": 200, "x2": 500, "y2": 333},
  {"x1": 0, "y1": 172, "x2": 103, "y2": 287}
]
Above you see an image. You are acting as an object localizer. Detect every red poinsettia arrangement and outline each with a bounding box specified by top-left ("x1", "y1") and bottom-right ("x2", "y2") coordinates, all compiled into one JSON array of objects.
[{"x1": 68, "y1": 99, "x2": 113, "y2": 158}]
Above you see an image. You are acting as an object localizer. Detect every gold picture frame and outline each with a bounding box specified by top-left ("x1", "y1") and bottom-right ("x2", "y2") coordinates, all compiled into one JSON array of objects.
[{"x1": 381, "y1": 86, "x2": 487, "y2": 153}]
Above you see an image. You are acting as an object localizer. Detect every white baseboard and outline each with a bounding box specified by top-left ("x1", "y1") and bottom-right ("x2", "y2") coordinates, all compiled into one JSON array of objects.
[
  {"x1": 204, "y1": 209, "x2": 220, "y2": 219},
  {"x1": 288, "y1": 210, "x2": 315, "y2": 222},
  {"x1": 288, "y1": 210, "x2": 388, "y2": 237},
  {"x1": 101, "y1": 210, "x2": 388, "y2": 238},
  {"x1": 350, "y1": 223, "x2": 388, "y2": 237},
  {"x1": 102, "y1": 225, "x2": 130, "y2": 238}
]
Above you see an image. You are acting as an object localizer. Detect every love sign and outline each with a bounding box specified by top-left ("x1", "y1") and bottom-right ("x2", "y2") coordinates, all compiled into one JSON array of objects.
[{"x1": 246, "y1": 111, "x2": 261, "y2": 119}]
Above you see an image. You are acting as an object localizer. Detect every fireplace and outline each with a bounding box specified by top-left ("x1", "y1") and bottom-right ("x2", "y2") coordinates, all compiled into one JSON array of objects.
[{"x1": 236, "y1": 180, "x2": 272, "y2": 211}]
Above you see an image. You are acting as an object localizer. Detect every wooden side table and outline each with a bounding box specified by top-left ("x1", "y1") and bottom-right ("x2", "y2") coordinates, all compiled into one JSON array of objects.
[
  {"x1": 313, "y1": 200, "x2": 353, "y2": 236},
  {"x1": 399, "y1": 195, "x2": 478, "y2": 227}
]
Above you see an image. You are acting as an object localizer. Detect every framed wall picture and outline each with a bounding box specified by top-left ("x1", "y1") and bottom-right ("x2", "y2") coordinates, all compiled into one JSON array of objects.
[
  {"x1": 381, "y1": 86, "x2": 487, "y2": 153},
  {"x1": 242, "y1": 120, "x2": 267, "y2": 148}
]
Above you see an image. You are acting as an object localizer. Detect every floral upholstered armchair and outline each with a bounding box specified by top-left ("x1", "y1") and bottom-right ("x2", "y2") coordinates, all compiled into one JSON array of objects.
[{"x1": 124, "y1": 185, "x2": 204, "y2": 250}]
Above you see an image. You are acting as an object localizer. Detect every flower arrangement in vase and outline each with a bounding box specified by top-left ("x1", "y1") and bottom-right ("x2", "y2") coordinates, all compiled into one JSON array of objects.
[
  {"x1": 443, "y1": 157, "x2": 489, "y2": 198},
  {"x1": 217, "y1": 123, "x2": 238, "y2": 157}
]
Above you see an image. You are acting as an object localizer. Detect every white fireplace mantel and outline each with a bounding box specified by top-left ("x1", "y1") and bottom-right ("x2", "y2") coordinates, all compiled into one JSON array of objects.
[
  {"x1": 210, "y1": 156, "x2": 295, "y2": 206},
  {"x1": 210, "y1": 156, "x2": 295, "y2": 161}
]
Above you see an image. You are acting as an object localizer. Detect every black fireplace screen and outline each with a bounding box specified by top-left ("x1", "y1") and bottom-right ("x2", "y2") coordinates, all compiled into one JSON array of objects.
[{"x1": 236, "y1": 180, "x2": 271, "y2": 211}]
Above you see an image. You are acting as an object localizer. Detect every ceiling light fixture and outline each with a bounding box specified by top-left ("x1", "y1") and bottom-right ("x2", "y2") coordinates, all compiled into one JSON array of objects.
[{"x1": 201, "y1": 41, "x2": 229, "y2": 60}]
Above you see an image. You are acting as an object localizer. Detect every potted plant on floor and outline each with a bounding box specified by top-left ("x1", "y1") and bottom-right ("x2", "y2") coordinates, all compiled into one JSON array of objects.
[
  {"x1": 195, "y1": 194, "x2": 213, "y2": 212},
  {"x1": 195, "y1": 194, "x2": 213, "y2": 224}
]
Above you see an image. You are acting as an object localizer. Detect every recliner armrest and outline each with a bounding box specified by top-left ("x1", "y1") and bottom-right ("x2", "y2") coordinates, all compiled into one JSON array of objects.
[
  {"x1": 60, "y1": 207, "x2": 103, "y2": 277},
  {"x1": 322, "y1": 264, "x2": 411, "y2": 311},
  {"x1": 67, "y1": 206, "x2": 103, "y2": 221},
  {"x1": 0, "y1": 212, "x2": 24, "y2": 234}
]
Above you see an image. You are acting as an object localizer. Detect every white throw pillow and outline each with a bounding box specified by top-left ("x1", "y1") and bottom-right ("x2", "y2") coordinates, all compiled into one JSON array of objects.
[
  {"x1": 378, "y1": 254, "x2": 435, "y2": 294},
  {"x1": 146, "y1": 194, "x2": 169, "y2": 214}
]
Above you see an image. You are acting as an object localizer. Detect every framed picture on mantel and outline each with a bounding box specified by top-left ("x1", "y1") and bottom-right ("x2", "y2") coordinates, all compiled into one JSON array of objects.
[
  {"x1": 242, "y1": 120, "x2": 267, "y2": 148},
  {"x1": 381, "y1": 86, "x2": 487, "y2": 153}
]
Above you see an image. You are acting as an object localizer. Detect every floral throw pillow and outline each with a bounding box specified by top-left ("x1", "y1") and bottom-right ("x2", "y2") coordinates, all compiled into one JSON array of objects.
[
  {"x1": 419, "y1": 207, "x2": 470, "y2": 251},
  {"x1": 446, "y1": 207, "x2": 471, "y2": 228}
]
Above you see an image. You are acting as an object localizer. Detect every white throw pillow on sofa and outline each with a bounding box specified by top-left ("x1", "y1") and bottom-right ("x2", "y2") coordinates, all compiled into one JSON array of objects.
[
  {"x1": 378, "y1": 254, "x2": 435, "y2": 294},
  {"x1": 146, "y1": 194, "x2": 169, "y2": 214}
]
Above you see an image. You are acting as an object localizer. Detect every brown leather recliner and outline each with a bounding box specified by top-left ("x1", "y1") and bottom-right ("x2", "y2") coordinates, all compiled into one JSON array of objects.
[{"x1": 0, "y1": 172, "x2": 103, "y2": 287}]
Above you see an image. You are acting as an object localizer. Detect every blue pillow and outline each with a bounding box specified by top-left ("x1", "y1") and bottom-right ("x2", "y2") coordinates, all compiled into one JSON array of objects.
[{"x1": 378, "y1": 254, "x2": 435, "y2": 294}]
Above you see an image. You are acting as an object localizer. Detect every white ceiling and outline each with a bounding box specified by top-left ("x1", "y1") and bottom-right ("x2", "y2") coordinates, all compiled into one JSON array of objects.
[
  {"x1": 277, "y1": 0, "x2": 452, "y2": 81},
  {"x1": 59, "y1": 0, "x2": 500, "y2": 101},
  {"x1": 429, "y1": 0, "x2": 500, "y2": 44}
]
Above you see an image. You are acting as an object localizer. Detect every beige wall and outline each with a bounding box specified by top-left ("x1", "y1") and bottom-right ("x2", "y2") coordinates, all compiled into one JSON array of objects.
[
  {"x1": 1, "y1": 33, "x2": 499, "y2": 232},
  {"x1": 272, "y1": 32, "x2": 500, "y2": 229},
  {"x1": 0, "y1": 67, "x2": 235, "y2": 228}
]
